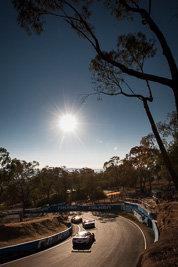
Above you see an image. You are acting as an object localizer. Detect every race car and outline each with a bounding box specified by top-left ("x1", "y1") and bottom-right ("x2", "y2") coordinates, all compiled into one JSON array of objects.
[
  {"x1": 72, "y1": 231, "x2": 95, "y2": 247},
  {"x1": 82, "y1": 219, "x2": 95, "y2": 229},
  {"x1": 71, "y1": 215, "x2": 82, "y2": 224}
]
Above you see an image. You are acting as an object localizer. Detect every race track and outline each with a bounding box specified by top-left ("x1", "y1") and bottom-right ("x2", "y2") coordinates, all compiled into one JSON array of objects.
[{"x1": 1, "y1": 211, "x2": 154, "y2": 267}]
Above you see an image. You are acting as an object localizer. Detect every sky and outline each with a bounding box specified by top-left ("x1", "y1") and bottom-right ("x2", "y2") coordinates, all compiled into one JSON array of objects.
[{"x1": 0, "y1": 0, "x2": 177, "y2": 170}]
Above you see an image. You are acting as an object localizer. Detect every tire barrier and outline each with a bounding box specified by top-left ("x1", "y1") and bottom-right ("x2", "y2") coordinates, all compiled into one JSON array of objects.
[{"x1": 0, "y1": 223, "x2": 72, "y2": 263}]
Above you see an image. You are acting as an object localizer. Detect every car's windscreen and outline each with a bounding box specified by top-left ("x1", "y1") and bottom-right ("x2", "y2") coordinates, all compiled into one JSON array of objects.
[{"x1": 77, "y1": 232, "x2": 87, "y2": 237}]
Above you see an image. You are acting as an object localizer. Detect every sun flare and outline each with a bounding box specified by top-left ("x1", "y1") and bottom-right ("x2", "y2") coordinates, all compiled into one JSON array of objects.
[{"x1": 59, "y1": 114, "x2": 77, "y2": 132}]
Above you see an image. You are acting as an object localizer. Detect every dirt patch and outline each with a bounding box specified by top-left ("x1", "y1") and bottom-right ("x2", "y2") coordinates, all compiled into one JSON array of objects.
[
  {"x1": 156, "y1": 202, "x2": 178, "y2": 232},
  {"x1": 0, "y1": 214, "x2": 68, "y2": 248},
  {"x1": 137, "y1": 202, "x2": 178, "y2": 267}
]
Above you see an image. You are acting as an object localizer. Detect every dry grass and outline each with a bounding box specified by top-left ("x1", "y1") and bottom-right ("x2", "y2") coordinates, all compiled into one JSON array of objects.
[{"x1": 0, "y1": 214, "x2": 68, "y2": 248}]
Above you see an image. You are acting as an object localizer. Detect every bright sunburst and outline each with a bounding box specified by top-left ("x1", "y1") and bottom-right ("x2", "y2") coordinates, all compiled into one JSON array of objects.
[{"x1": 59, "y1": 114, "x2": 77, "y2": 133}]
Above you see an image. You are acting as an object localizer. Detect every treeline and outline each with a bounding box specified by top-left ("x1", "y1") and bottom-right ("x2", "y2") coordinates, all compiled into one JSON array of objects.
[{"x1": 0, "y1": 112, "x2": 177, "y2": 210}]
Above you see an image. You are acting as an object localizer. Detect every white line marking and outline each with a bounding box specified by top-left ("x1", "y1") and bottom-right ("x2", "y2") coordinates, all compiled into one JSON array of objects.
[{"x1": 121, "y1": 216, "x2": 147, "y2": 249}]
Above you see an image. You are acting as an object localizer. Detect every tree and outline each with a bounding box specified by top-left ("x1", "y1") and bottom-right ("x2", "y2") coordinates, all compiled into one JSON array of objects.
[
  {"x1": 52, "y1": 167, "x2": 69, "y2": 195},
  {"x1": 6, "y1": 159, "x2": 39, "y2": 211},
  {"x1": 103, "y1": 156, "x2": 121, "y2": 189},
  {"x1": 156, "y1": 111, "x2": 178, "y2": 144},
  {"x1": 0, "y1": 147, "x2": 11, "y2": 199},
  {"x1": 103, "y1": 155, "x2": 140, "y2": 191},
  {"x1": 103, "y1": 156, "x2": 120, "y2": 170},
  {"x1": 127, "y1": 145, "x2": 158, "y2": 193},
  {"x1": 142, "y1": 111, "x2": 178, "y2": 187},
  {"x1": 88, "y1": 31, "x2": 178, "y2": 191},
  {"x1": 12, "y1": 0, "x2": 178, "y2": 190},
  {"x1": 12, "y1": 0, "x2": 178, "y2": 111},
  {"x1": 36, "y1": 166, "x2": 59, "y2": 204},
  {"x1": 119, "y1": 157, "x2": 138, "y2": 190}
]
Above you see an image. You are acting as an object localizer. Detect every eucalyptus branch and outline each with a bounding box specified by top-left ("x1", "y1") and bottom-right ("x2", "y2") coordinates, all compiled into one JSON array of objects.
[
  {"x1": 80, "y1": 92, "x2": 101, "y2": 103},
  {"x1": 63, "y1": 2, "x2": 173, "y2": 87},
  {"x1": 64, "y1": 0, "x2": 101, "y2": 51},
  {"x1": 145, "y1": 80, "x2": 153, "y2": 102},
  {"x1": 119, "y1": 0, "x2": 177, "y2": 78},
  {"x1": 41, "y1": 9, "x2": 77, "y2": 21},
  {"x1": 118, "y1": 81, "x2": 148, "y2": 101},
  {"x1": 121, "y1": 80, "x2": 137, "y2": 96},
  {"x1": 67, "y1": 20, "x2": 97, "y2": 49},
  {"x1": 139, "y1": 64, "x2": 153, "y2": 102},
  {"x1": 40, "y1": 1, "x2": 100, "y2": 50},
  {"x1": 104, "y1": 66, "x2": 122, "y2": 90},
  {"x1": 127, "y1": 46, "x2": 143, "y2": 69}
]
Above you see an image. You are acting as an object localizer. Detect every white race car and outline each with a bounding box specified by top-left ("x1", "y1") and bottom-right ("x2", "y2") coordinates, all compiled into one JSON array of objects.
[
  {"x1": 71, "y1": 215, "x2": 82, "y2": 224},
  {"x1": 72, "y1": 231, "x2": 95, "y2": 248},
  {"x1": 83, "y1": 219, "x2": 95, "y2": 229}
]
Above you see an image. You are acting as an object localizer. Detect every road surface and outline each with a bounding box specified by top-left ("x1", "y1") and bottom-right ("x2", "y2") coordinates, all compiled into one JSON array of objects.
[{"x1": 1, "y1": 211, "x2": 154, "y2": 267}]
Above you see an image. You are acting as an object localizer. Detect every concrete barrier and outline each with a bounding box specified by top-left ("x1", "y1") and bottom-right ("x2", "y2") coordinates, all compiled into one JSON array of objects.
[
  {"x1": 124, "y1": 202, "x2": 159, "y2": 242},
  {"x1": 0, "y1": 224, "x2": 72, "y2": 263}
]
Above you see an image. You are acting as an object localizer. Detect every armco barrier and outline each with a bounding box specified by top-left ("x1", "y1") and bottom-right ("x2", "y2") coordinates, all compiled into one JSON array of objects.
[{"x1": 0, "y1": 224, "x2": 72, "y2": 263}]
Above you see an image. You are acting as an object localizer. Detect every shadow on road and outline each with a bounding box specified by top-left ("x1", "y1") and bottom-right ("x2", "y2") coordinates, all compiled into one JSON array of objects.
[
  {"x1": 72, "y1": 249, "x2": 91, "y2": 253},
  {"x1": 91, "y1": 211, "x2": 119, "y2": 223},
  {"x1": 72, "y1": 242, "x2": 95, "y2": 252}
]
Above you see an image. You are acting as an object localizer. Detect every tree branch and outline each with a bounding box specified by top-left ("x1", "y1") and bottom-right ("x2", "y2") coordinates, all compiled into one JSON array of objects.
[{"x1": 119, "y1": 0, "x2": 178, "y2": 80}]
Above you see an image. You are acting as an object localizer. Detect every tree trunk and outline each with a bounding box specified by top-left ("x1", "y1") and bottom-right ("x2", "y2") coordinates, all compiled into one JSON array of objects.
[
  {"x1": 143, "y1": 100, "x2": 178, "y2": 192},
  {"x1": 173, "y1": 86, "x2": 178, "y2": 119},
  {"x1": 149, "y1": 177, "x2": 152, "y2": 194}
]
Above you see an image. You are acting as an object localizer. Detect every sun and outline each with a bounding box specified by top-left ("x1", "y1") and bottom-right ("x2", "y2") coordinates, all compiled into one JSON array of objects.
[{"x1": 59, "y1": 114, "x2": 77, "y2": 133}]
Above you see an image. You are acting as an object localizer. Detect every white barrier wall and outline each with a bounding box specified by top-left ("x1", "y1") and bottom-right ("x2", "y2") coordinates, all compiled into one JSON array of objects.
[{"x1": 0, "y1": 224, "x2": 72, "y2": 263}]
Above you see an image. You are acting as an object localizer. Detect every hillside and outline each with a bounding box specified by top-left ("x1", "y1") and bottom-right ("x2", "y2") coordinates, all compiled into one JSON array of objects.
[
  {"x1": 137, "y1": 202, "x2": 178, "y2": 267},
  {"x1": 0, "y1": 214, "x2": 68, "y2": 248}
]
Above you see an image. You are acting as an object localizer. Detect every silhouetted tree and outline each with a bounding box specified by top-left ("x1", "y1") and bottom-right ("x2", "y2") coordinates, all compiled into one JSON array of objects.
[{"x1": 12, "y1": 0, "x2": 178, "y2": 112}]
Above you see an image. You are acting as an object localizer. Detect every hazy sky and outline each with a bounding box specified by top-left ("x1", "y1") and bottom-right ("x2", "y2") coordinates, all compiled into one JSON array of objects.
[{"x1": 0, "y1": 1, "x2": 177, "y2": 170}]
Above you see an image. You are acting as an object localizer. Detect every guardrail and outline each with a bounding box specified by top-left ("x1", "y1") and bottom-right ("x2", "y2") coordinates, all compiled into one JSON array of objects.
[{"x1": 125, "y1": 198, "x2": 152, "y2": 212}]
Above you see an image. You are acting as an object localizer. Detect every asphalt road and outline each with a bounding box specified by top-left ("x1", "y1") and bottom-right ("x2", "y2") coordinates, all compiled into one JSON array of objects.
[{"x1": 1, "y1": 211, "x2": 154, "y2": 267}]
